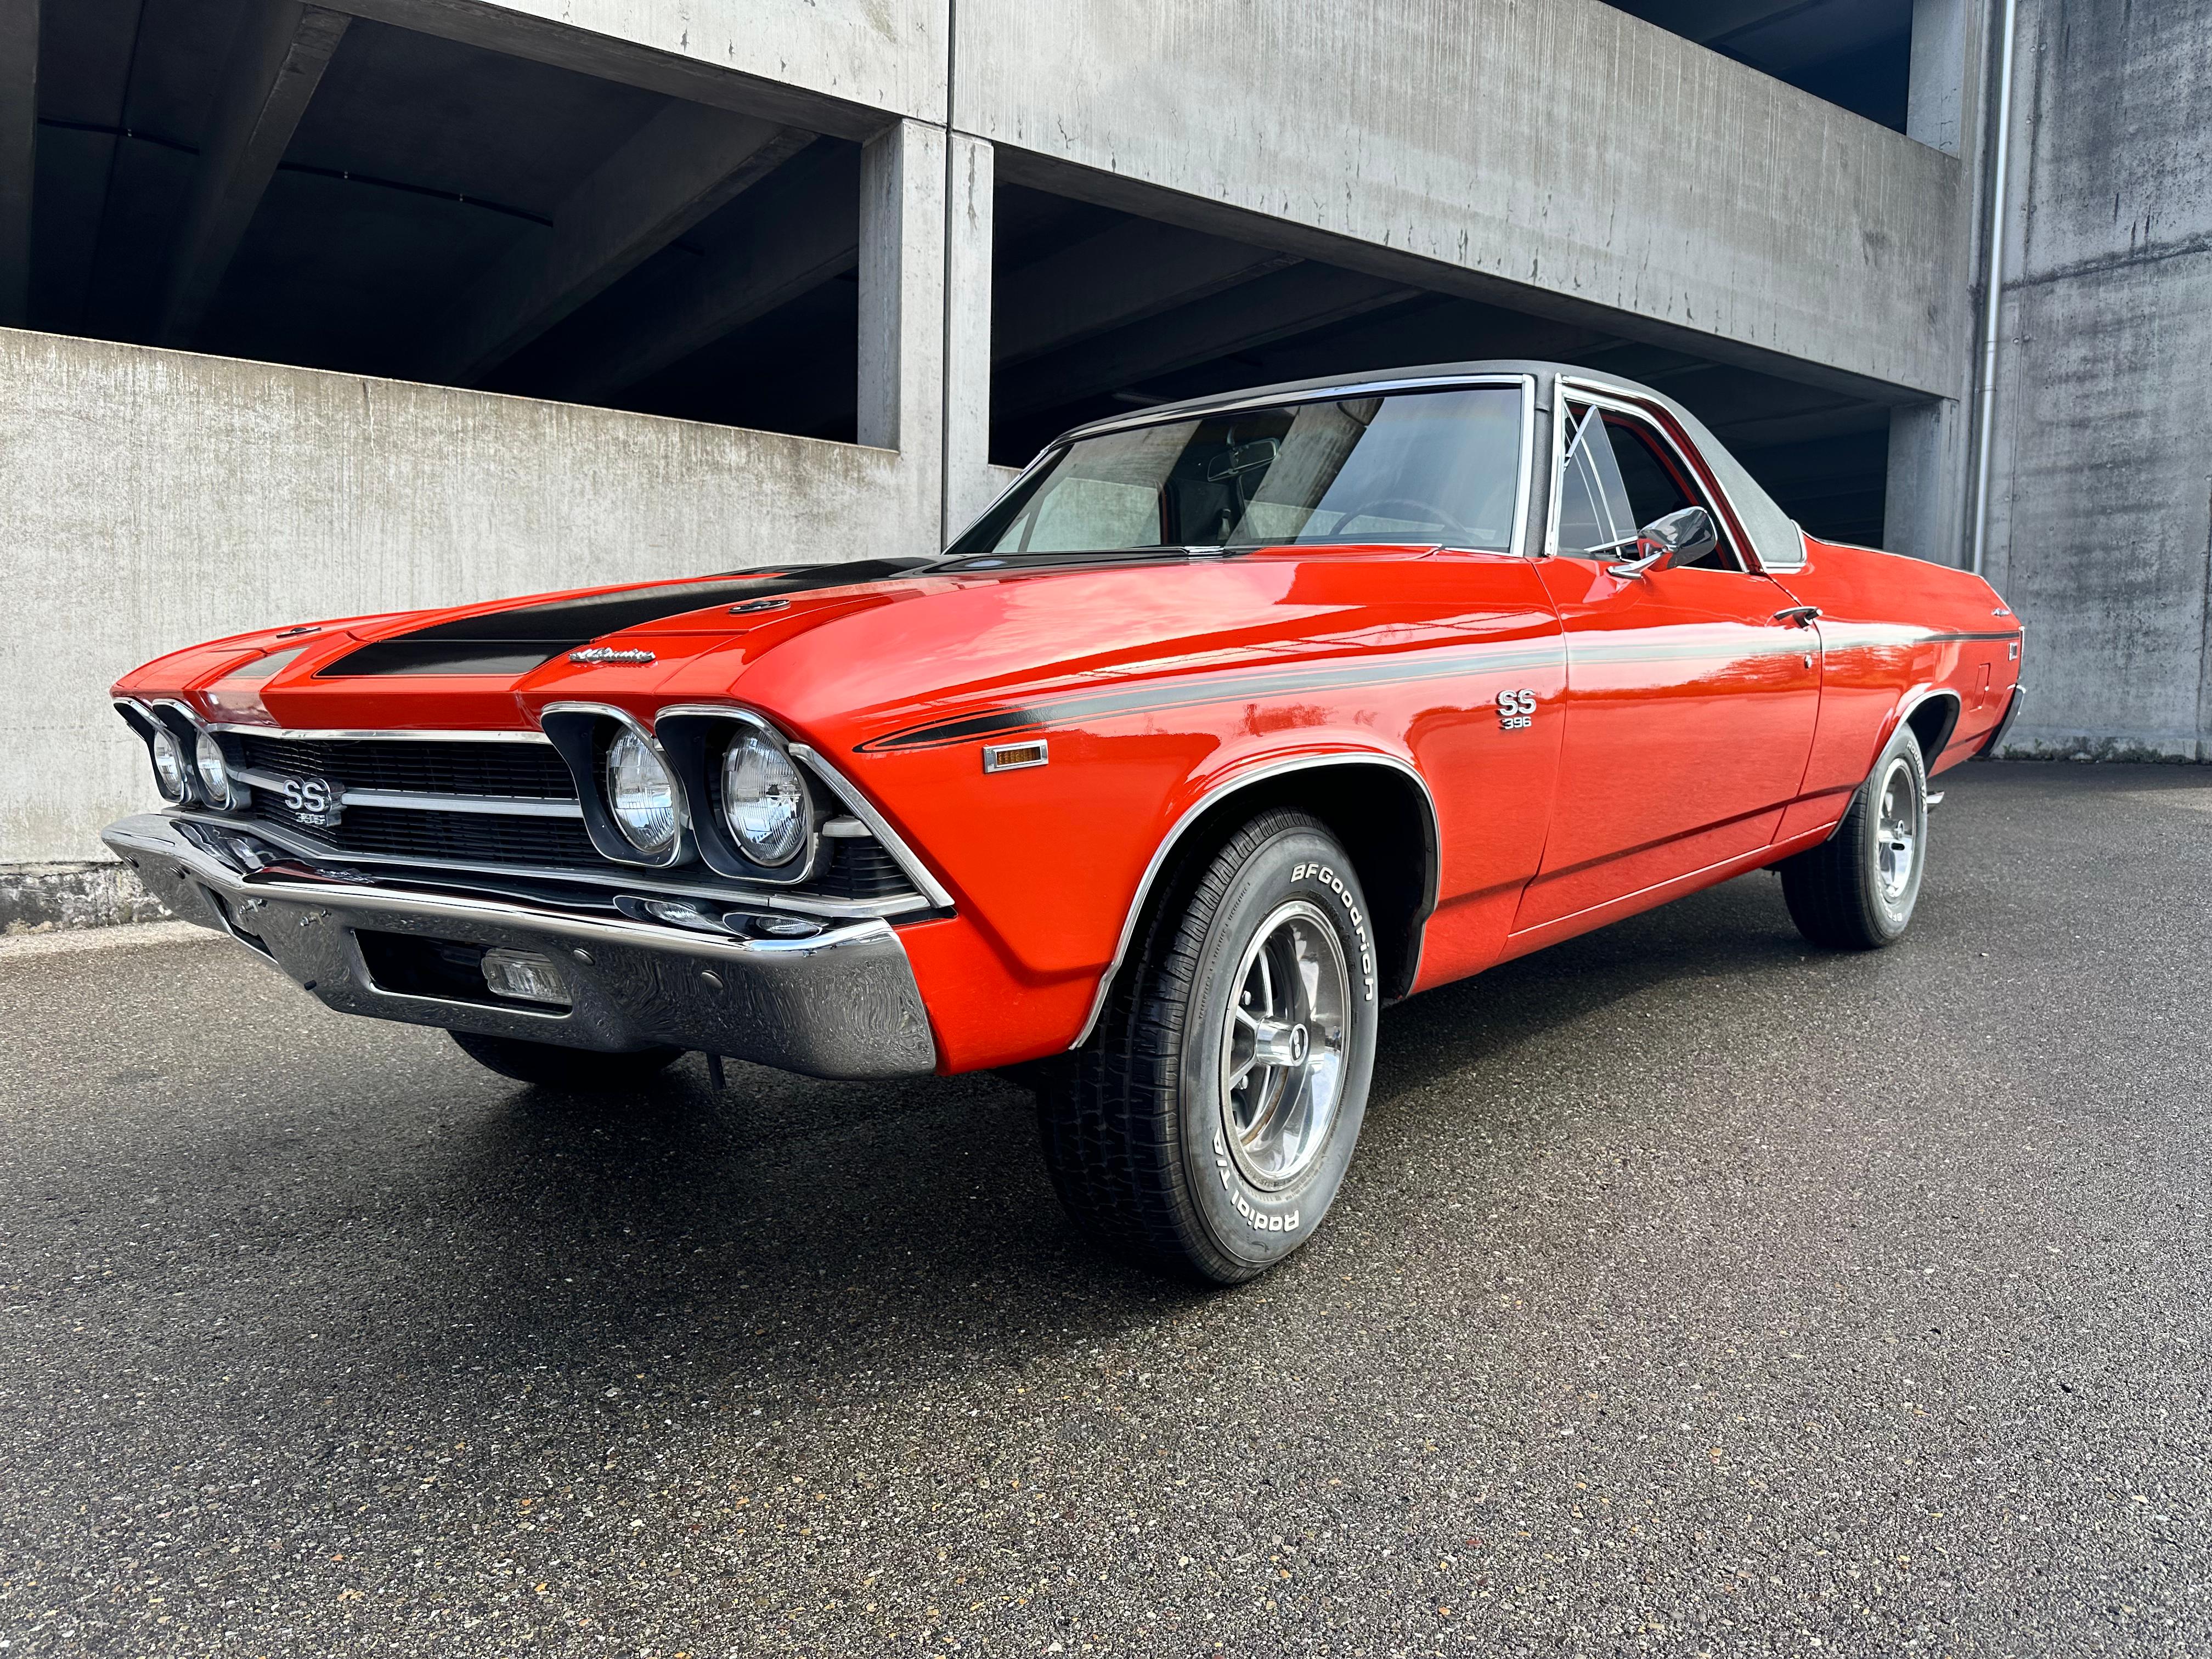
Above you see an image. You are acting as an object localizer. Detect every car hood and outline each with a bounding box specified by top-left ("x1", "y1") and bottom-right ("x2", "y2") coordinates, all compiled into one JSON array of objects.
[{"x1": 120, "y1": 545, "x2": 1538, "y2": 751}]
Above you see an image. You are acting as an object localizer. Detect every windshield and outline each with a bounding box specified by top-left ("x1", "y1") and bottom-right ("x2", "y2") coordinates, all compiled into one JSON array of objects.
[{"x1": 947, "y1": 385, "x2": 1525, "y2": 560}]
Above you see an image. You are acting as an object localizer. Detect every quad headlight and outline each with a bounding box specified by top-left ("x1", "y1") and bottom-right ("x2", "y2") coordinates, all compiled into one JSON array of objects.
[
  {"x1": 194, "y1": 731, "x2": 233, "y2": 806},
  {"x1": 149, "y1": 725, "x2": 189, "y2": 802},
  {"x1": 604, "y1": 730, "x2": 678, "y2": 854},
  {"x1": 720, "y1": 731, "x2": 810, "y2": 866}
]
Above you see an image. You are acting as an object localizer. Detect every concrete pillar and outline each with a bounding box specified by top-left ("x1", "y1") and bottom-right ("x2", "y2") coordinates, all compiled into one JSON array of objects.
[
  {"x1": 858, "y1": 120, "x2": 944, "y2": 455},
  {"x1": 1884, "y1": 399, "x2": 1968, "y2": 566},
  {"x1": 1906, "y1": 0, "x2": 1972, "y2": 156},
  {"x1": 0, "y1": 0, "x2": 33, "y2": 327},
  {"x1": 860, "y1": 117, "x2": 998, "y2": 551},
  {"x1": 857, "y1": 118, "x2": 945, "y2": 555},
  {"x1": 943, "y1": 132, "x2": 998, "y2": 538}
]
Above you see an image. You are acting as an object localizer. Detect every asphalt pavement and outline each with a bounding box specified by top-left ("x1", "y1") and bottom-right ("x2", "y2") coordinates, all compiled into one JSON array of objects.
[{"x1": 2, "y1": 763, "x2": 2208, "y2": 1657}]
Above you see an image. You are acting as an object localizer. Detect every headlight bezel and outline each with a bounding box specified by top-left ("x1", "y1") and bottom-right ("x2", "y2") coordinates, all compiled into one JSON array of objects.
[{"x1": 538, "y1": 703, "x2": 696, "y2": 870}]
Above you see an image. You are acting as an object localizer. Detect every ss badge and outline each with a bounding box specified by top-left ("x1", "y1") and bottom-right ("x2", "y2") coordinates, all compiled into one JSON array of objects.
[
  {"x1": 280, "y1": 774, "x2": 345, "y2": 827},
  {"x1": 1496, "y1": 688, "x2": 1538, "y2": 731}
]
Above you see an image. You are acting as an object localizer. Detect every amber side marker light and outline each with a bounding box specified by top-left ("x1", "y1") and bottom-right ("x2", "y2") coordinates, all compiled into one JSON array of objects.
[{"x1": 982, "y1": 740, "x2": 1049, "y2": 773}]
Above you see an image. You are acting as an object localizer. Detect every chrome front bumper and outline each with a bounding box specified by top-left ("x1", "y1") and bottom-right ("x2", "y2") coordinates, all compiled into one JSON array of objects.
[{"x1": 100, "y1": 812, "x2": 937, "y2": 1080}]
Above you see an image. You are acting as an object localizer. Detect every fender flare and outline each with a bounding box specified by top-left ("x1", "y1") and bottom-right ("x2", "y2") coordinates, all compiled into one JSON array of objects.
[{"x1": 1070, "y1": 749, "x2": 1441, "y2": 1048}]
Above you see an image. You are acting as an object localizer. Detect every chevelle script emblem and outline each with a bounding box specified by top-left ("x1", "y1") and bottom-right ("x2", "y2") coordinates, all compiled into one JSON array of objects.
[
  {"x1": 569, "y1": 647, "x2": 657, "y2": 665},
  {"x1": 279, "y1": 775, "x2": 344, "y2": 827}
]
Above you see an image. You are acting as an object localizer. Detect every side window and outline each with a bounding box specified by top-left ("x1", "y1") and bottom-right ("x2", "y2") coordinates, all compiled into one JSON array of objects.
[{"x1": 1555, "y1": 402, "x2": 1743, "y2": 571}]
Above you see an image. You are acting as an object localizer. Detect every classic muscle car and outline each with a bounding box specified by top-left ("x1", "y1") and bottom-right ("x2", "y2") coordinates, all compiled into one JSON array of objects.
[{"x1": 104, "y1": 360, "x2": 2025, "y2": 1282}]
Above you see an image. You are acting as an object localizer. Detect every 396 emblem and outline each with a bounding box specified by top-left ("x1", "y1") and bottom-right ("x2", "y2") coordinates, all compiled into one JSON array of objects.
[{"x1": 1497, "y1": 688, "x2": 1538, "y2": 730}]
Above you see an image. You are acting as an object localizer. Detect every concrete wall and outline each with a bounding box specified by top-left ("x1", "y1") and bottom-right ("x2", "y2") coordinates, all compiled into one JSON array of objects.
[
  {"x1": 0, "y1": 328, "x2": 926, "y2": 868},
  {"x1": 1984, "y1": 0, "x2": 2212, "y2": 760}
]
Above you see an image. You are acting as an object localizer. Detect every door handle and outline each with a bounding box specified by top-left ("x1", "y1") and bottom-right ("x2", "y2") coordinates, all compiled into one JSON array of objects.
[{"x1": 1773, "y1": 606, "x2": 1821, "y2": 628}]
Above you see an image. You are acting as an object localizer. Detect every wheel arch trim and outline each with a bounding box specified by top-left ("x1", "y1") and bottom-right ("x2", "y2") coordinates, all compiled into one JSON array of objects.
[{"x1": 1070, "y1": 751, "x2": 1441, "y2": 1049}]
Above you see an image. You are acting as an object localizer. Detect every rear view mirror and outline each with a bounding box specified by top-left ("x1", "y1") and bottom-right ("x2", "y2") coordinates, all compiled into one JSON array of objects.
[{"x1": 1609, "y1": 506, "x2": 1717, "y2": 577}]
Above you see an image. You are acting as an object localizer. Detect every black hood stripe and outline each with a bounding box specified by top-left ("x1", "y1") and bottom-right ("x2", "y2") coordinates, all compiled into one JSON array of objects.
[{"x1": 319, "y1": 558, "x2": 933, "y2": 677}]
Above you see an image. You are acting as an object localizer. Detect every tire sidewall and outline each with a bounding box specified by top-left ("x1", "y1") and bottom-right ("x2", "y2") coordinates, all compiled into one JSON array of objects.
[
  {"x1": 1862, "y1": 729, "x2": 1928, "y2": 940},
  {"x1": 1175, "y1": 827, "x2": 1380, "y2": 1273}
]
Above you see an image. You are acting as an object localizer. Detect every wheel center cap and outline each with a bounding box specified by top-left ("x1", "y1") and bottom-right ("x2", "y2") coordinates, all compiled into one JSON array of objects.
[{"x1": 1288, "y1": 1023, "x2": 1309, "y2": 1066}]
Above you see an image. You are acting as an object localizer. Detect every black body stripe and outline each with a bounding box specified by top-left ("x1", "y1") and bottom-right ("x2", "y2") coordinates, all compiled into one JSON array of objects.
[{"x1": 320, "y1": 558, "x2": 932, "y2": 677}]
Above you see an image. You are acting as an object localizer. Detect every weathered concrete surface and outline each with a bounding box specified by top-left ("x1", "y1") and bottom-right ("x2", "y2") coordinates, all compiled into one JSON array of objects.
[
  {"x1": 1987, "y1": 0, "x2": 2212, "y2": 760},
  {"x1": 2, "y1": 764, "x2": 2208, "y2": 1652},
  {"x1": 0, "y1": 327, "x2": 931, "y2": 868},
  {"x1": 0, "y1": 860, "x2": 164, "y2": 933},
  {"x1": 957, "y1": 0, "x2": 1970, "y2": 400}
]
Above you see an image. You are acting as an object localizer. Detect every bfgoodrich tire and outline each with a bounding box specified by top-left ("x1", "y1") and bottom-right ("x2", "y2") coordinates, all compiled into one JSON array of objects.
[
  {"x1": 1778, "y1": 724, "x2": 1929, "y2": 950},
  {"x1": 1036, "y1": 810, "x2": 1381, "y2": 1283},
  {"x1": 449, "y1": 1030, "x2": 686, "y2": 1090}
]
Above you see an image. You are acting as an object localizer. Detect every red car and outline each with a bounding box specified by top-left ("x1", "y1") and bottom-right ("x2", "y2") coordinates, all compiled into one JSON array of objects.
[{"x1": 105, "y1": 362, "x2": 2024, "y2": 1282}]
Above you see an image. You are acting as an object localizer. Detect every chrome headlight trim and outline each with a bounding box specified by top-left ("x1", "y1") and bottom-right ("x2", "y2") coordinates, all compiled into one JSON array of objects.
[{"x1": 536, "y1": 702, "x2": 695, "y2": 870}]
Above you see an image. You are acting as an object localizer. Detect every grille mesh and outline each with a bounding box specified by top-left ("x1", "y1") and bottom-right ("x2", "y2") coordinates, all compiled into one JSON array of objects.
[
  {"x1": 250, "y1": 800, "x2": 604, "y2": 868},
  {"x1": 233, "y1": 734, "x2": 575, "y2": 800}
]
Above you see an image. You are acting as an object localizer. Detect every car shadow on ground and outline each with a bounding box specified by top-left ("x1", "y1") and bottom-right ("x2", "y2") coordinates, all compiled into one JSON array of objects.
[{"x1": 338, "y1": 870, "x2": 1818, "y2": 1406}]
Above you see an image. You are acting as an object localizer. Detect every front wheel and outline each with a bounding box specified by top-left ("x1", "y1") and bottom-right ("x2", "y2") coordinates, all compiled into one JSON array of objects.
[
  {"x1": 1778, "y1": 725, "x2": 1929, "y2": 949},
  {"x1": 1036, "y1": 810, "x2": 1381, "y2": 1283}
]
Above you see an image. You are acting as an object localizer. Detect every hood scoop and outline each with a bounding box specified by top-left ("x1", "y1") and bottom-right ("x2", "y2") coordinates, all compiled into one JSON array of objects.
[{"x1": 319, "y1": 557, "x2": 932, "y2": 677}]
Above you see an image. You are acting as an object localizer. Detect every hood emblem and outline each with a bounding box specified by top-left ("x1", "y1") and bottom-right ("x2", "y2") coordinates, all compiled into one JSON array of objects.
[
  {"x1": 569, "y1": 647, "x2": 657, "y2": 665},
  {"x1": 729, "y1": 597, "x2": 790, "y2": 614}
]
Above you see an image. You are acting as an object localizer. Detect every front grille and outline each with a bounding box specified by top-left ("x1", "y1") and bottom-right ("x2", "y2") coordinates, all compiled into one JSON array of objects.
[
  {"x1": 232, "y1": 734, "x2": 575, "y2": 800},
  {"x1": 225, "y1": 730, "x2": 928, "y2": 911}
]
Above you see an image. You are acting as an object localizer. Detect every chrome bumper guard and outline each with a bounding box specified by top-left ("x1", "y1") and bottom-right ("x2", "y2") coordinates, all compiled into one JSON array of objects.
[{"x1": 101, "y1": 812, "x2": 937, "y2": 1080}]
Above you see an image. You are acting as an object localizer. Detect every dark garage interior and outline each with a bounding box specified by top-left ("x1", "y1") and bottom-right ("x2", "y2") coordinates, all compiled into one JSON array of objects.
[{"x1": 36, "y1": 0, "x2": 1915, "y2": 548}]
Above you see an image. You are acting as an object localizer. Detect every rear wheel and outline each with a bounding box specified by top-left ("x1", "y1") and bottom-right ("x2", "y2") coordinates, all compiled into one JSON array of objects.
[
  {"x1": 449, "y1": 1029, "x2": 686, "y2": 1090},
  {"x1": 1779, "y1": 725, "x2": 1929, "y2": 949},
  {"x1": 1036, "y1": 810, "x2": 1380, "y2": 1283}
]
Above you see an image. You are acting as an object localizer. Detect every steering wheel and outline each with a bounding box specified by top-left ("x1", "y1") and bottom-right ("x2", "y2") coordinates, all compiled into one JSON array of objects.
[{"x1": 1328, "y1": 494, "x2": 1470, "y2": 541}]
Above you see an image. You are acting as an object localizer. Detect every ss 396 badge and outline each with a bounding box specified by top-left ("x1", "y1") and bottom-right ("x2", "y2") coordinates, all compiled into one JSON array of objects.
[{"x1": 1497, "y1": 687, "x2": 1538, "y2": 730}]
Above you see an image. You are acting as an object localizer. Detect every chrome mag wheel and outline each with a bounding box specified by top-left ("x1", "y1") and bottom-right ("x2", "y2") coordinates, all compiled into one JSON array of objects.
[
  {"x1": 1218, "y1": 900, "x2": 1351, "y2": 1189},
  {"x1": 1875, "y1": 755, "x2": 1921, "y2": 905}
]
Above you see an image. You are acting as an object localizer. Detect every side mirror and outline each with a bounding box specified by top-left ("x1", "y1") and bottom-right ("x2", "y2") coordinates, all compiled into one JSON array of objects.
[{"x1": 1609, "y1": 506, "x2": 1718, "y2": 577}]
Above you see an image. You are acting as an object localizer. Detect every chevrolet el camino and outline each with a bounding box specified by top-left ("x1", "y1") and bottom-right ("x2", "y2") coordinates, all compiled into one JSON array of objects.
[{"x1": 104, "y1": 361, "x2": 2026, "y2": 1282}]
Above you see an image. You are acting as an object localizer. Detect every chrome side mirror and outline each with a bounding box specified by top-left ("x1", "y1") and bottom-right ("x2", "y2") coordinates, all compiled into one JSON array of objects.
[{"x1": 1609, "y1": 506, "x2": 1718, "y2": 577}]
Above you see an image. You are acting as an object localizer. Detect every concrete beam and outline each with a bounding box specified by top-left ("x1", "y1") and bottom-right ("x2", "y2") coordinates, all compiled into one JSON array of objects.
[
  {"x1": 1612, "y1": 1, "x2": 1812, "y2": 47},
  {"x1": 549, "y1": 144, "x2": 861, "y2": 405},
  {"x1": 416, "y1": 106, "x2": 807, "y2": 385},
  {"x1": 994, "y1": 221, "x2": 1297, "y2": 369},
  {"x1": 0, "y1": 0, "x2": 32, "y2": 328},
  {"x1": 963, "y1": 0, "x2": 1968, "y2": 402},
  {"x1": 325, "y1": 0, "x2": 943, "y2": 140},
  {"x1": 157, "y1": 2, "x2": 351, "y2": 347},
  {"x1": 994, "y1": 263, "x2": 1420, "y2": 422}
]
